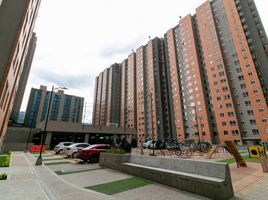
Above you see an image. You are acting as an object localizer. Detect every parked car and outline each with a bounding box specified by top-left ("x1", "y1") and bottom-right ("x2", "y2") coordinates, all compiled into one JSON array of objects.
[
  {"x1": 142, "y1": 139, "x2": 153, "y2": 149},
  {"x1": 77, "y1": 144, "x2": 111, "y2": 163},
  {"x1": 54, "y1": 142, "x2": 74, "y2": 154},
  {"x1": 63, "y1": 143, "x2": 90, "y2": 158}
]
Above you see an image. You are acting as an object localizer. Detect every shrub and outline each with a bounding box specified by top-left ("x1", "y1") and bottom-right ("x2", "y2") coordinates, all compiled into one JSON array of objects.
[
  {"x1": 0, "y1": 154, "x2": 11, "y2": 167},
  {"x1": 0, "y1": 172, "x2": 7, "y2": 180},
  {"x1": 107, "y1": 149, "x2": 126, "y2": 154}
]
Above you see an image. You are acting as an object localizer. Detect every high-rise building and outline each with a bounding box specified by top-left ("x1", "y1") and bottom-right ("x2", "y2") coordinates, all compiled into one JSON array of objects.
[
  {"x1": 136, "y1": 38, "x2": 171, "y2": 144},
  {"x1": 92, "y1": 76, "x2": 99, "y2": 125},
  {"x1": 120, "y1": 59, "x2": 128, "y2": 128},
  {"x1": 100, "y1": 68, "x2": 109, "y2": 126},
  {"x1": 24, "y1": 85, "x2": 84, "y2": 127},
  {"x1": 92, "y1": 64, "x2": 122, "y2": 127},
  {"x1": 0, "y1": 0, "x2": 41, "y2": 149},
  {"x1": 92, "y1": 0, "x2": 268, "y2": 145},
  {"x1": 10, "y1": 32, "x2": 37, "y2": 122},
  {"x1": 106, "y1": 63, "x2": 121, "y2": 127},
  {"x1": 126, "y1": 52, "x2": 137, "y2": 129}
]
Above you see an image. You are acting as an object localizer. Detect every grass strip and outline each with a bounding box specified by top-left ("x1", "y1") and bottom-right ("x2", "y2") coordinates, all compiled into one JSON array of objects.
[
  {"x1": 86, "y1": 177, "x2": 152, "y2": 195},
  {"x1": 217, "y1": 155, "x2": 267, "y2": 164},
  {"x1": 42, "y1": 157, "x2": 64, "y2": 161},
  {"x1": 44, "y1": 161, "x2": 70, "y2": 165},
  {"x1": 54, "y1": 167, "x2": 102, "y2": 175}
]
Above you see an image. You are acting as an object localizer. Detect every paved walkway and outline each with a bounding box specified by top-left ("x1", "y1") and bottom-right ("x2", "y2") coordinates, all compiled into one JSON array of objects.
[
  {"x1": 1, "y1": 151, "x2": 268, "y2": 200},
  {"x1": 232, "y1": 174, "x2": 268, "y2": 200},
  {"x1": 0, "y1": 152, "x2": 119, "y2": 200}
]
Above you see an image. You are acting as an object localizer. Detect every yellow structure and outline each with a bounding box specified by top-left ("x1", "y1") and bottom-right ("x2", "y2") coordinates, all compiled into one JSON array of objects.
[{"x1": 248, "y1": 146, "x2": 266, "y2": 158}]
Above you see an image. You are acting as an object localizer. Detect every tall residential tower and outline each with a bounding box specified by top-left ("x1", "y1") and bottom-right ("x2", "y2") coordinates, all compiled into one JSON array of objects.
[
  {"x1": 92, "y1": 0, "x2": 268, "y2": 145},
  {"x1": 0, "y1": 0, "x2": 41, "y2": 149}
]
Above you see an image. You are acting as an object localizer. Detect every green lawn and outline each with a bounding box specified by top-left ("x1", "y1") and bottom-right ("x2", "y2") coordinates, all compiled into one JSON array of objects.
[
  {"x1": 0, "y1": 153, "x2": 11, "y2": 167},
  {"x1": 44, "y1": 161, "x2": 70, "y2": 165},
  {"x1": 217, "y1": 155, "x2": 266, "y2": 164},
  {"x1": 42, "y1": 157, "x2": 64, "y2": 161},
  {"x1": 55, "y1": 167, "x2": 102, "y2": 175},
  {"x1": 86, "y1": 177, "x2": 152, "y2": 195}
]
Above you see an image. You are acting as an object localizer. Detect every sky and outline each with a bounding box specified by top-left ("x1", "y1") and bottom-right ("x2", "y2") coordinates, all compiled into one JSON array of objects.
[{"x1": 22, "y1": 0, "x2": 268, "y2": 123}]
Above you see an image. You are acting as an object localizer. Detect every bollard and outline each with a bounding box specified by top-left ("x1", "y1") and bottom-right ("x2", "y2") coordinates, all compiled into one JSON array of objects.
[{"x1": 260, "y1": 155, "x2": 268, "y2": 173}]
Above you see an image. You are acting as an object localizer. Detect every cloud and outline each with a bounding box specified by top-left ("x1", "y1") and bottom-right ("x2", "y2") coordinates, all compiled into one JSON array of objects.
[
  {"x1": 33, "y1": 69, "x2": 94, "y2": 90},
  {"x1": 99, "y1": 35, "x2": 147, "y2": 58}
]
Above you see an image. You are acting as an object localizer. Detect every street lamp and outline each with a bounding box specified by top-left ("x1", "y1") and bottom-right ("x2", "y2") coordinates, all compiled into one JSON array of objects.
[{"x1": 35, "y1": 86, "x2": 68, "y2": 165}]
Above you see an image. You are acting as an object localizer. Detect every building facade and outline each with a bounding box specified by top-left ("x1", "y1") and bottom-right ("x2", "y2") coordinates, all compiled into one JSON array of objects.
[
  {"x1": 106, "y1": 63, "x2": 121, "y2": 127},
  {"x1": 10, "y1": 32, "x2": 37, "y2": 122},
  {"x1": 24, "y1": 85, "x2": 84, "y2": 127},
  {"x1": 0, "y1": 0, "x2": 41, "y2": 149},
  {"x1": 92, "y1": 0, "x2": 268, "y2": 145}
]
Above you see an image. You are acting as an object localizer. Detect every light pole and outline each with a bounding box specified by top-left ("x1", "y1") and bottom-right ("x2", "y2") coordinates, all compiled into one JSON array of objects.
[{"x1": 35, "y1": 86, "x2": 67, "y2": 165}]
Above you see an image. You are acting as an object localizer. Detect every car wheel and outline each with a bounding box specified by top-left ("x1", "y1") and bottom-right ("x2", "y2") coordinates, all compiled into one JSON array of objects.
[
  {"x1": 72, "y1": 152, "x2": 77, "y2": 158},
  {"x1": 58, "y1": 149, "x2": 63, "y2": 155},
  {"x1": 90, "y1": 154, "x2": 99, "y2": 163}
]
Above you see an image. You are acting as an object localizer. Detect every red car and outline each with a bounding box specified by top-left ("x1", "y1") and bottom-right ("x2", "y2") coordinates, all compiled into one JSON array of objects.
[{"x1": 77, "y1": 144, "x2": 111, "y2": 163}]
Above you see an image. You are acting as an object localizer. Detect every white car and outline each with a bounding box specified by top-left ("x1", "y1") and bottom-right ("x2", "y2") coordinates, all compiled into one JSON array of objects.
[
  {"x1": 63, "y1": 143, "x2": 90, "y2": 158},
  {"x1": 143, "y1": 139, "x2": 153, "y2": 149},
  {"x1": 54, "y1": 142, "x2": 74, "y2": 154}
]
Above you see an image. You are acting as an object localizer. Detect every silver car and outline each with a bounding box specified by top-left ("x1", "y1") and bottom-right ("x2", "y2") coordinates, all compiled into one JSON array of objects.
[
  {"x1": 54, "y1": 142, "x2": 74, "y2": 154},
  {"x1": 63, "y1": 143, "x2": 90, "y2": 158}
]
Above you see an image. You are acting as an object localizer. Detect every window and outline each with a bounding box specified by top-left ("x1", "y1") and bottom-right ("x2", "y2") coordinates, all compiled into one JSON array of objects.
[
  {"x1": 0, "y1": 81, "x2": 8, "y2": 108},
  {"x1": 238, "y1": 75, "x2": 244, "y2": 81},
  {"x1": 240, "y1": 84, "x2": 246, "y2": 89},
  {"x1": 222, "y1": 86, "x2": 229, "y2": 91},
  {"x1": 224, "y1": 131, "x2": 228, "y2": 135},
  {"x1": 228, "y1": 112, "x2": 234, "y2": 117},
  {"x1": 250, "y1": 119, "x2": 256, "y2": 125},
  {"x1": 217, "y1": 64, "x2": 223, "y2": 69},
  {"x1": 219, "y1": 71, "x2": 225, "y2": 77},
  {"x1": 252, "y1": 129, "x2": 259, "y2": 135},
  {"x1": 226, "y1": 103, "x2": 232, "y2": 108},
  {"x1": 230, "y1": 121, "x2": 236, "y2": 126},
  {"x1": 231, "y1": 130, "x2": 239, "y2": 135},
  {"x1": 247, "y1": 110, "x2": 254, "y2": 115},
  {"x1": 245, "y1": 101, "x2": 251, "y2": 106}
]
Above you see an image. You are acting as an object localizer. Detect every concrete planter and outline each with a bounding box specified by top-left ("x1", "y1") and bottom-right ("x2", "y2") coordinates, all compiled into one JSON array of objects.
[{"x1": 99, "y1": 153, "x2": 234, "y2": 200}]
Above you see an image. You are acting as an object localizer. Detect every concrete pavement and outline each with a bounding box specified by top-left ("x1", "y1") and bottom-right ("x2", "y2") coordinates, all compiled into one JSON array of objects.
[
  {"x1": 1, "y1": 151, "x2": 268, "y2": 200},
  {"x1": 0, "y1": 152, "x2": 119, "y2": 200}
]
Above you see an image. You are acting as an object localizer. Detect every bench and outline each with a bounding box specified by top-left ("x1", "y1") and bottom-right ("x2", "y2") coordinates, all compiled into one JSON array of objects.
[{"x1": 100, "y1": 154, "x2": 234, "y2": 200}]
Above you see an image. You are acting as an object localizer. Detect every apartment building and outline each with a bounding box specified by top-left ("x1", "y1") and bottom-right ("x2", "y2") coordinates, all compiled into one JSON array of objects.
[
  {"x1": 92, "y1": 0, "x2": 268, "y2": 145},
  {"x1": 106, "y1": 63, "x2": 121, "y2": 127},
  {"x1": 0, "y1": 0, "x2": 41, "y2": 149},
  {"x1": 24, "y1": 85, "x2": 84, "y2": 127},
  {"x1": 10, "y1": 32, "x2": 37, "y2": 122},
  {"x1": 120, "y1": 59, "x2": 128, "y2": 128}
]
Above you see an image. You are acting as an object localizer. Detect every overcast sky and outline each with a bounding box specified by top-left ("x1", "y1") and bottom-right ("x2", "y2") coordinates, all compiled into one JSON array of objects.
[{"x1": 22, "y1": 0, "x2": 268, "y2": 123}]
